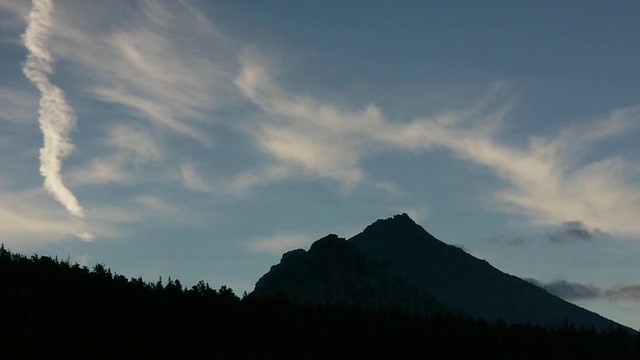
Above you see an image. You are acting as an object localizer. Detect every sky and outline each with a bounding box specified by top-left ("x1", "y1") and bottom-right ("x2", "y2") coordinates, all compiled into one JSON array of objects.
[{"x1": 1, "y1": 0, "x2": 640, "y2": 328}]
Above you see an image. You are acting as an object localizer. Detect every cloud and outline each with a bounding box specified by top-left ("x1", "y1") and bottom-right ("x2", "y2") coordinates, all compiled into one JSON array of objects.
[
  {"x1": 236, "y1": 52, "x2": 640, "y2": 237},
  {"x1": 547, "y1": 221, "x2": 599, "y2": 243},
  {"x1": 21, "y1": 0, "x2": 84, "y2": 218},
  {"x1": 0, "y1": 187, "x2": 94, "y2": 246},
  {"x1": 247, "y1": 233, "x2": 314, "y2": 254},
  {"x1": 180, "y1": 162, "x2": 213, "y2": 193},
  {"x1": 49, "y1": 0, "x2": 235, "y2": 145},
  {"x1": 67, "y1": 155, "x2": 131, "y2": 186},
  {"x1": 527, "y1": 278, "x2": 640, "y2": 304},
  {"x1": 106, "y1": 123, "x2": 163, "y2": 161},
  {"x1": 134, "y1": 196, "x2": 176, "y2": 213},
  {"x1": 75, "y1": 231, "x2": 96, "y2": 242},
  {"x1": 236, "y1": 51, "x2": 397, "y2": 187},
  {"x1": 68, "y1": 122, "x2": 164, "y2": 186},
  {"x1": 11, "y1": 1, "x2": 640, "y2": 246},
  {"x1": 0, "y1": 180, "x2": 183, "y2": 247},
  {"x1": 606, "y1": 285, "x2": 640, "y2": 303},
  {"x1": 541, "y1": 280, "x2": 603, "y2": 300},
  {"x1": 226, "y1": 165, "x2": 291, "y2": 194}
]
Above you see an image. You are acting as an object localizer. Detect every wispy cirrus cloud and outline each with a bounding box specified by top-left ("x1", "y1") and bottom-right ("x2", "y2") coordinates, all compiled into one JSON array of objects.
[
  {"x1": 0, "y1": 187, "x2": 105, "y2": 246},
  {"x1": 68, "y1": 123, "x2": 163, "y2": 186},
  {"x1": 21, "y1": 0, "x2": 84, "y2": 218},
  {"x1": 50, "y1": 0, "x2": 236, "y2": 144},
  {"x1": 67, "y1": 154, "x2": 131, "y2": 186},
  {"x1": 106, "y1": 123, "x2": 163, "y2": 161},
  {"x1": 236, "y1": 52, "x2": 640, "y2": 237},
  {"x1": 134, "y1": 195, "x2": 176, "y2": 214},
  {"x1": 180, "y1": 162, "x2": 213, "y2": 193}
]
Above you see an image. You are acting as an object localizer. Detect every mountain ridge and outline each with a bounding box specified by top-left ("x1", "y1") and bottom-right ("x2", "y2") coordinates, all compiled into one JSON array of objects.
[
  {"x1": 253, "y1": 234, "x2": 443, "y2": 315},
  {"x1": 254, "y1": 213, "x2": 625, "y2": 331},
  {"x1": 348, "y1": 213, "x2": 622, "y2": 330}
]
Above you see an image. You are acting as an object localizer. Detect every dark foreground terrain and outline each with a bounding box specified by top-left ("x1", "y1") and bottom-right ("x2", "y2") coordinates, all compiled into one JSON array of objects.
[{"x1": 0, "y1": 245, "x2": 638, "y2": 359}]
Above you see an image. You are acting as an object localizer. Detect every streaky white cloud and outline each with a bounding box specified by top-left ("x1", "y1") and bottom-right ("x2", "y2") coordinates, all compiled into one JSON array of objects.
[
  {"x1": 75, "y1": 231, "x2": 96, "y2": 242},
  {"x1": 247, "y1": 233, "x2": 314, "y2": 254},
  {"x1": 0, "y1": 184, "x2": 164, "y2": 247},
  {"x1": 0, "y1": 205, "x2": 81, "y2": 243},
  {"x1": 236, "y1": 52, "x2": 640, "y2": 237},
  {"x1": 92, "y1": 87, "x2": 209, "y2": 143},
  {"x1": 21, "y1": 0, "x2": 83, "y2": 218},
  {"x1": 50, "y1": 0, "x2": 235, "y2": 145},
  {"x1": 106, "y1": 123, "x2": 163, "y2": 161},
  {"x1": 227, "y1": 165, "x2": 291, "y2": 194},
  {"x1": 67, "y1": 154, "x2": 131, "y2": 186},
  {"x1": 68, "y1": 123, "x2": 162, "y2": 187},
  {"x1": 0, "y1": 188, "x2": 93, "y2": 247},
  {"x1": 134, "y1": 195, "x2": 176, "y2": 213},
  {"x1": 180, "y1": 162, "x2": 213, "y2": 193}
]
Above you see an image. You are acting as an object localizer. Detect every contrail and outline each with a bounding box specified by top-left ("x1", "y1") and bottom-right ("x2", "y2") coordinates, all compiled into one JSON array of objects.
[{"x1": 22, "y1": 0, "x2": 84, "y2": 218}]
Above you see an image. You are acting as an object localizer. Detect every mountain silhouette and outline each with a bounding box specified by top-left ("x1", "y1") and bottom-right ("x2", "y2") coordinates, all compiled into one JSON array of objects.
[
  {"x1": 348, "y1": 213, "x2": 622, "y2": 330},
  {"x1": 253, "y1": 234, "x2": 443, "y2": 315},
  {"x1": 254, "y1": 214, "x2": 624, "y2": 331}
]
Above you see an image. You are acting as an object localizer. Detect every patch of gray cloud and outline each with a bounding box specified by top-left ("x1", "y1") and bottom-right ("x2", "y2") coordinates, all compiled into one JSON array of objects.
[
  {"x1": 547, "y1": 221, "x2": 598, "y2": 243},
  {"x1": 542, "y1": 280, "x2": 603, "y2": 300},
  {"x1": 606, "y1": 285, "x2": 640, "y2": 302},
  {"x1": 527, "y1": 278, "x2": 640, "y2": 303}
]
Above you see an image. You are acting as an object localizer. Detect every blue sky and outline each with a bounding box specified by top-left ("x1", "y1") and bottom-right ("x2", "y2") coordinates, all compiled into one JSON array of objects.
[{"x1": 2, "y1": 0, "x2": 640, "y2": 328}]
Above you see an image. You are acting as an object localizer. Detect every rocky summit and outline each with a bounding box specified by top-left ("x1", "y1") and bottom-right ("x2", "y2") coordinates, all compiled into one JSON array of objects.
[{"x1": 253, "y1": 234, "x2": 443, "y2": 315}]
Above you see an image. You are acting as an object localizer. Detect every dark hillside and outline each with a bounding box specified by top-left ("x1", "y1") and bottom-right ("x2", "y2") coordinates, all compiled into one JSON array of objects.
[{"x1": 349, "y1": 214, "x2": 623, "y2": 330}]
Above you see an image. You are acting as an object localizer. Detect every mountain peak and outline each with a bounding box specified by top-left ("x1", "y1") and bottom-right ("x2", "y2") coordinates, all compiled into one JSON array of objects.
[
  {"x1": 356, "y1": 213, "x2": 442, "y2": 249},
  {"x1": 373, "y1": 213, "x2": 417, "y2": 226},
  {"x1": 349, "y1": 215, "x2": 623, "y2": 330},
  {"x1": 309, "y1": 234, "x2": 343, "y2": 251}
]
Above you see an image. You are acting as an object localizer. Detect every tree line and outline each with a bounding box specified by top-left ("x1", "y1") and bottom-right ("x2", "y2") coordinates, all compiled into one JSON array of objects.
[{"x1": 0, "y1": 244, "x2": 638, "y2": 359}]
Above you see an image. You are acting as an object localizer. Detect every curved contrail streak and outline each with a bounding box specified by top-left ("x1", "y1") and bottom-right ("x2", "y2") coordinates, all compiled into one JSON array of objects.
[{"x1": 22, "y1": 0, "x2": 84, "y2": 218}]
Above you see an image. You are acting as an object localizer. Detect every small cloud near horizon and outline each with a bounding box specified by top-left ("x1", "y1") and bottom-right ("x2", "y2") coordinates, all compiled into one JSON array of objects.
[
  {"x1": 546, "y1": 221, "x2": 601, "y2": 243},
  {"x1": 527, "y1": 278, "x2": 640, "y2": 304}
]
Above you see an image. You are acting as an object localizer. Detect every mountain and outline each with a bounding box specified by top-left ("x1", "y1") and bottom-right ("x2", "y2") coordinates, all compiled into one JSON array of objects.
[
  {"x1": 348, "y1": 213, "x2": 622, "y2": 330},
  {"x1": 253, "y1": 234, "x2": 443, "y2": 315}
]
